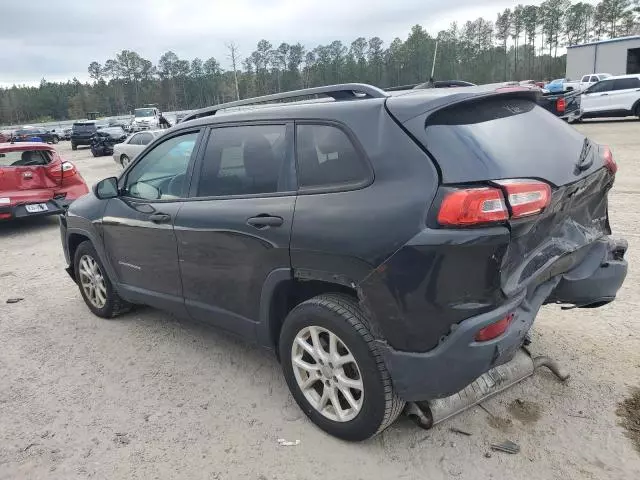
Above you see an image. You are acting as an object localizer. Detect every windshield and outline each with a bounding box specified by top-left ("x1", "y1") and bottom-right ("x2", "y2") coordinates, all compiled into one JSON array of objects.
[{"x1": 135, "y1": 108, "x2": 155, "y2": 117}]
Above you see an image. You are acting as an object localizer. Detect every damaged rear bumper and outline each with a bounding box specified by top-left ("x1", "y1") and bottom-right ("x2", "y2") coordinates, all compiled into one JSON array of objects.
[{"x1": 379, "y1": 236, "x2": 627, "y2": 402}]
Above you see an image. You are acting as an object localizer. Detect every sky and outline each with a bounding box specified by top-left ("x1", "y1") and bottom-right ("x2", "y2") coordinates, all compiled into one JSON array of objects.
[{"x1": 1, "y1": 0, "x2": 560, "y2": 86}]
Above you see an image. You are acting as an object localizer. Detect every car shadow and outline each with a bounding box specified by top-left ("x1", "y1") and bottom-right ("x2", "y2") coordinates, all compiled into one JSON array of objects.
[{"x1": 0, "y1": 216, "x2": 60, "y2": 237}]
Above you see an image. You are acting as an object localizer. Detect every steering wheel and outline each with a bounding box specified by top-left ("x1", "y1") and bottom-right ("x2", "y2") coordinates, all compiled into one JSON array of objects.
[{"x1": 167, "y1": 173, "x2": 186, "y2": 197}]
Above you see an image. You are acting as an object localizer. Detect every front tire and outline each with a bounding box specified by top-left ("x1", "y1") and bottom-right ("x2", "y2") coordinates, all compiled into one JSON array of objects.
[
  {"x1": 120, "y1": 154, "x2": 130, "y2": 168},
  {"x1": 71, "y1": 143, "x2": 77, "y2": 150},
  {"x1": 279, "y1": 294, "x2": 404, "y2": 441},
  {"x1": 74, "y1": 241, "x2": 130, "y2": 318},
  {"x1": 52, "y1": 135, "x2": 59, "y2": 144}
]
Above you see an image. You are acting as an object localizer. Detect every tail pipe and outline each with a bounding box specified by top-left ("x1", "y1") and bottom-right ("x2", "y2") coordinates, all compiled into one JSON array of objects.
[{"x1": 405, "y1": 349, "x2": 569, "y2": 429}]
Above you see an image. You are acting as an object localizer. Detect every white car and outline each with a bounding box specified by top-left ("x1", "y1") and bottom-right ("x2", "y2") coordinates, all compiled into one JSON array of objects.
[
  {"x1": 580, "y1": 74, "x2": 640, "y2": 120},
  {"x1": 112, "y1": 130, "x2": 163, "y2": 167}
]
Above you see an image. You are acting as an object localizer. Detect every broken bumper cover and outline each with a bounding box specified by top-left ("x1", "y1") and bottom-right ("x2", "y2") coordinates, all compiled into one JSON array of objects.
[{"x1": 379, "y1": 236, "x2": 628, "y2": 402}]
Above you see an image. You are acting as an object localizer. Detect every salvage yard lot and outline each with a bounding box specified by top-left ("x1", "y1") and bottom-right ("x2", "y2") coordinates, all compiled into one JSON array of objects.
[{"x1": 1, "y1": 121, "x2": 639, "y2": 479}]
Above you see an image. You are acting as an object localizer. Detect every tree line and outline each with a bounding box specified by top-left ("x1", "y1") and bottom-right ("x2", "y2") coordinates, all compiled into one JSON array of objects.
[{"x1": 1, "y1": 0, "x2": 638, "y2": 125}]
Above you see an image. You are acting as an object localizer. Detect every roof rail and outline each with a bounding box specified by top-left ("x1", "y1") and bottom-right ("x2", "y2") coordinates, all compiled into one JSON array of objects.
[
  {"x1": 384, "y1": 84, "x2": 420, "y2": 91},
  {"x1": 181, "y1": 83, "x2": 388, "y2": 123}
]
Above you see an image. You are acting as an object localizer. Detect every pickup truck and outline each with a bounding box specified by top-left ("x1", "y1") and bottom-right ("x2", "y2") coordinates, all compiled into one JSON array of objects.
[
  {"x1": 538, "y1": 89, "x2": 582, "y2": 122},
  {"x1": 564, "y1": 73, "x2": 611, "y2": 92}
]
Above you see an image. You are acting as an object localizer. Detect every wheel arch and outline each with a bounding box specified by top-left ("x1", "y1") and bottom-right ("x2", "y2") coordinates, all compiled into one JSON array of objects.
[
  {"x1": 257, "y1": 269, "x2": 363, "y2": 353},
  {"x1": 632, "y1": 98, "x2": 640, "y2": 116}
]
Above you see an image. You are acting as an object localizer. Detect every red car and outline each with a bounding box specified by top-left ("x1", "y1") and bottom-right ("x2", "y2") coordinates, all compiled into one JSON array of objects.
[{"x1": 0, "y1": 142, "x2": 89, "y2": 221}]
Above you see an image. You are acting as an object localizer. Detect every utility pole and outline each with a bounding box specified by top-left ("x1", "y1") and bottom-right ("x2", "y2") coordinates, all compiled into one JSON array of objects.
[{"x1": 226, "y1": 42, "x2": 241, "y2": 101}]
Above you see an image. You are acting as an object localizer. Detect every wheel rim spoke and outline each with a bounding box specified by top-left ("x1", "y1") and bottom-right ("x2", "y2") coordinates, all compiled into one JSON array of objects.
[
  {"x1": 79, "y1": 254, "x2": 107, "y2": 308},
  {"x1": 336, "y1": 372, "x2": 363, "y2": 391},
  {"x1": 291, "y1": 325, "x2": 364, "y2": 423},
  {"x1": 328, "y1": 386, "x2": 346, "y2": 421}
]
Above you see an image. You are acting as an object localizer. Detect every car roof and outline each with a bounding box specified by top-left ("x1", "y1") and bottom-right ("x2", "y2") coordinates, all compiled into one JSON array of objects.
[
  {"x1": 604, "y1": 74, "x2": 640, "y2": 79},
  {"x1": 0, "y1": 142, "x2": 55, "y2": 153},
  {"x1": 173, "y1": 85, "x2": 538, "y2": 130}
]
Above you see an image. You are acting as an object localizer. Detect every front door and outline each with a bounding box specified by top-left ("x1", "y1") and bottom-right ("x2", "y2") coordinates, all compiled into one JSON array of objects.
[
  {"x1": 102, "y1": 129, "x2": 202, "y2": 315},
  {"x1": 582, "y1": 79, "x2": 614, "y2": 113},
  {"x1": 174, "y1": 123, "x2": 296, "y2": 340}
]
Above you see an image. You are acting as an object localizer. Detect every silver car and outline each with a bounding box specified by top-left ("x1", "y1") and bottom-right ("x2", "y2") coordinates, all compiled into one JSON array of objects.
[{"x1": 112, "y1": 130, "x2": 164, "y2": 168}]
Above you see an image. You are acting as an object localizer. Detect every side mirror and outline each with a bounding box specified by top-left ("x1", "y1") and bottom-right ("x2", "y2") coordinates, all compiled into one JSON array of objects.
[{"x1": 94, "y1": 177, "x2": 119, "y2": 199}]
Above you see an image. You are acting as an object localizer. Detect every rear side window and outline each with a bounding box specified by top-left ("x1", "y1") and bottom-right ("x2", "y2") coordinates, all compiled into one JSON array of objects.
[
  {"x1": 296, "y1": 124, "x2": 370, "y2": 189},
  {"x1": 197, "y1": 124, "x2": 290, "y2": 197},
  {"x1": 612, "y1": 77, "x2": 640, "y2": 90},
  {"x1": 581, "y1": 76, "x2": 590, "y2": 82}
]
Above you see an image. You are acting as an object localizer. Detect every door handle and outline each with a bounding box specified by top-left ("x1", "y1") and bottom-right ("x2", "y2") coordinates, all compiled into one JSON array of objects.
[
  {"x1": 149, "y1": 212, "x2": 172, "y2": 223},
  {"x1": 601, "y1": 93, "x2": 608, "y2": 96},
  {"x1": 247, "y1": 215, "x2": 284, "y2": 228}
]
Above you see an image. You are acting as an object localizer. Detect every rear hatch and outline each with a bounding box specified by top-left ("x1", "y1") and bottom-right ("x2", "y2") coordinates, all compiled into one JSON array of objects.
[
  {"x1": 0, "y1": 150, "x2": 60, "y2": 201},
  {"x1": 387, "y1": 91, "x2": 614, "y2": 295},
  {"x1": 72, "y1": 122, "x2": 97, "y2": 138}
]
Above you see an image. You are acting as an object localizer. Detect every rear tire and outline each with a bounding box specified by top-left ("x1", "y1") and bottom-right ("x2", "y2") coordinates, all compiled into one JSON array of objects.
[
  {"x1": 52, "y1": 136, "x2": 59, "y2": 144},
  {"x1": 71, "y1": 143, "x2": 77, "y2": 151},
  {"x1": 73, "y1": 241, "x2": 130, "y2": 318},
  {"x1": 279, "y1": 294, "x2": 404, "y2": 441}
]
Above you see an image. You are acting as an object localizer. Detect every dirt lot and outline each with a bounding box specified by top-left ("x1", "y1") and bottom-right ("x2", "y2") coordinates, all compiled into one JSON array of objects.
[{"x1": 1, "y1": 121, "x2": 639, "y2": 480}]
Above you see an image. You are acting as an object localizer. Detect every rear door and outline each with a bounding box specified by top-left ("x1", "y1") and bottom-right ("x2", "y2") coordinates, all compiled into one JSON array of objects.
[
  {"x1": 174, "y1": 122, "x2": 296, "y2": 339},
  {"x1": 608, "y1": 77, "x2": 640, "y2": 111}
]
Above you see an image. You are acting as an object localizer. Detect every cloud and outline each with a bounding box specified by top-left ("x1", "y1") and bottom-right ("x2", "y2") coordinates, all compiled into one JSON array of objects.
[{"x1": 1, "y1": 0, "x2": 548, "y2": 85}]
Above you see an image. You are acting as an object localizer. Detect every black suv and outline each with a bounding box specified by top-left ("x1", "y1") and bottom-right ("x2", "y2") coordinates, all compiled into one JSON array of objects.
[
  {"x1": 71, "y1": 121, "x2": 106, "y2": 150},
  {"x1": 59, "y1": 83, "x2": 628, "y2": 441}
]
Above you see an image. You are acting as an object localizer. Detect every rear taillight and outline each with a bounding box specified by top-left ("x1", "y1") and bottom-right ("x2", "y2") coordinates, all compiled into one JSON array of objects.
[
  {"x1": 475, "y1": 314, "x2": 513, "y2": 342},
  {"x1": 603, "y1": 146, "x2": 617, "y2": 174},
  {"x1": 61, "y1": 161, "x2": 76, "y2": 178},
  {"x1": 437, "y1": 188, "x2": 508, "y2": 226},
  {"x1": 496, "y1": 180, "x2": 551, "y2": 218},
  {"x1": 0, "y1": 213, "x2": 12, "y2": 220},
  {"x1": 556, "y1": 98, "x2": 566, "y2": 113},
  {"x1": 437, "y1": 180, "x2": 551, "y2": 227}
]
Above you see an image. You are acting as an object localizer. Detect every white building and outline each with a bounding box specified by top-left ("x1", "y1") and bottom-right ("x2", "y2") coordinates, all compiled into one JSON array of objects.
[{"x1": 566, "y1": 36, "x2": 640, "y2": 80}]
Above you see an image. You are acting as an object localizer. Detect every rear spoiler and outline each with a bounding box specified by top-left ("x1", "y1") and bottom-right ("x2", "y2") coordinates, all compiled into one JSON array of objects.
[{"x1": 386, "y1": 88, "x2": 540, "y2": 124}]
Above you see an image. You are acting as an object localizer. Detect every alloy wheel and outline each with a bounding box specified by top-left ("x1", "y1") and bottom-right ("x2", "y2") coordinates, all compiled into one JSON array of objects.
[
  {"x1": 78, "y1": 254, "x2": 107, "y2": 309},
  {"x1": 291, "y1": 326, "x2": 364, "y2": 422}
]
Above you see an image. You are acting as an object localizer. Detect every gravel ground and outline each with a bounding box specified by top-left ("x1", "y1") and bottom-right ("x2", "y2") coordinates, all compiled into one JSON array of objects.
[{"x1": 1, "y1": 121, "x2": 639, "y2": 480}]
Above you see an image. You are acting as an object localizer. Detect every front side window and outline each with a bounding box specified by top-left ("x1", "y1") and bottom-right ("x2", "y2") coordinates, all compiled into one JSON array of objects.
[
  {"x1": 197, "y1": 124, "x2": 289, "y2": 197},
  {"x1": 123, "y1": 132, "x2": 198, "y2": 200},
  {"x1": 296, "y1": 124, "x2": 370, "y2": 189},
  {"x1": 581, "y1": 76, "x2": 590, "y2": 82},
  {"x1": 586, "y1": 80, "x2": 613, "y2": 93},
  {"x1": 137, "y1": 132, "x2": 154, "y2": 145}
]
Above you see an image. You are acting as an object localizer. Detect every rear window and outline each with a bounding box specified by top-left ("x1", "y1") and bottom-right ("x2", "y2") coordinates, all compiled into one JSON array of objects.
[
  {"x1": 423, "y1": 97, "x2": 586, "y2": 184},
  {"x1": 0, "y1": 149, "x2": 51, "y2": 166},
  {"x1": 73, "y1": 123, "x2": 97, "y2": 133}
]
